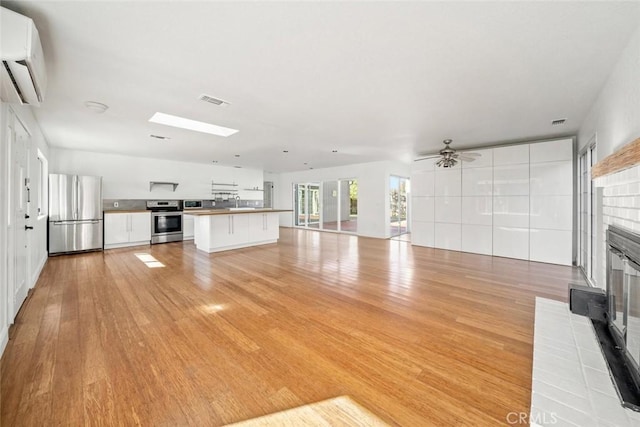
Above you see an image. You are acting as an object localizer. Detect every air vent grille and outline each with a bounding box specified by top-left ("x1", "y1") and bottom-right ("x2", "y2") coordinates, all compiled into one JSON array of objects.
[
  {"x1": 199, "y1": 94, "x2": 229, "y2": 106},
  {"x1": 551, "y1": 118, "x2": 567, "y2": 126}
]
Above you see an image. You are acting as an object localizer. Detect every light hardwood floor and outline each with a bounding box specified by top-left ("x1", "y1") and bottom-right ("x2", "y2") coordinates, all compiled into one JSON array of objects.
[{"x1": 1, "y1": 228, "x2": 584, "y2": 426}]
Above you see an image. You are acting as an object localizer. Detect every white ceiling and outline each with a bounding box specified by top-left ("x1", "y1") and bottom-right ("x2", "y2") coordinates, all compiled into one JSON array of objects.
[{"x1": 4, "y1": 1, "x2": 640, "y2": 172}]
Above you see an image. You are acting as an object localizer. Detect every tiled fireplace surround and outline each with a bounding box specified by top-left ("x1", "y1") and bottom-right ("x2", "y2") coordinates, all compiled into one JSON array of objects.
[{"x1": 530, "y1": 164, "x2": 640, "y2": 426}]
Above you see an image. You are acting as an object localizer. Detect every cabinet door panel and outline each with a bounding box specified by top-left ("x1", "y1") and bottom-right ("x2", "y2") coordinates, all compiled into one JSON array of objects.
[
  {"x1": 183, "y1": 214, "x2": 195, "y2": 239},
  {"x1": 211, "y1": 215, "x2": 235, "y2": 248},
  {"x1": 248, "y1": 213, "x2": 267, "y2": 241},
  {"x1": 229, "y1": 215, "x2": 249, "y2": 245},
  {"x1": 104, "y1": 213, "x2": 129, "y2": 245},
  {"x1": 129, "y1": 212, "x2": 151, "y2": 243},
  {"x1": 265, "y1": 213, "x2": 279, "y2": 240}
]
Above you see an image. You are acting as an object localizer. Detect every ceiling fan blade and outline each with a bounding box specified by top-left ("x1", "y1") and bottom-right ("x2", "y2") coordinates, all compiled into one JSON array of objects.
[
  {"x1": 460, "y1": 152, "x2": 481, "y2": 157},
  {"x1": 459, "y1": 156, "x2": 477, "y2": 162},
  {"x1": 414, "y1": 155, "x2": 441, "y2": 162}
]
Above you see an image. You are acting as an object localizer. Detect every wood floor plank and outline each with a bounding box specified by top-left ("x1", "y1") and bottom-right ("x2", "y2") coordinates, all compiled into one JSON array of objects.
[{"x1": 1, "y1": 229, "x2": 584, "y2": 426}]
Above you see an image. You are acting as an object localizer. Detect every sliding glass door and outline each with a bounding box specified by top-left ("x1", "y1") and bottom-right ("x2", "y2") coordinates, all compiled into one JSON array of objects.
[
  {"x1": 295, "y1": 183, "x2": 320, "y2": 228},
  {"x1": 294, "y1": 179, "x2": 357, "y2": 233},
  {"x1": 578, "y1": 141, "x2": 596, "y2": 284},
  {"x1": 390, "y1": 176, "x2": 409, "y2": 237}
]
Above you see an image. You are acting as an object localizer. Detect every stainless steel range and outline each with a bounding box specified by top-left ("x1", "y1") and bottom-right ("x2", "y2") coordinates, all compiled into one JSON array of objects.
[{"x1": 146, "y1": 200, "x2": 183, "y2": 244}]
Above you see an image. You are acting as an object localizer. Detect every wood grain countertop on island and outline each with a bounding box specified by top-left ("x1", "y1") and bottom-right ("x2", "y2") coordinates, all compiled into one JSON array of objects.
[{"x1": 187, "y1": 209, "x2": 292, "y2": 216}]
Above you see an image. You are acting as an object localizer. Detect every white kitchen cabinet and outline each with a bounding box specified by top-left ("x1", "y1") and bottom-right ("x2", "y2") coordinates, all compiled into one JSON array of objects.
[
  {"x1": 104, "y1": 212, "x2": 151, "y2": 249},
  {"x1": 248, "y1": 212, "x2": 279, "y2": 242},
  {"x1": 183, "y1": 214, "x2": 195, "y2": 240},
  {"x1": 193, "y1": 211, "x2": 284, "y2": 253},
  {"x1": 210, "y1": 214, "x2": 249, "y2": 248}
]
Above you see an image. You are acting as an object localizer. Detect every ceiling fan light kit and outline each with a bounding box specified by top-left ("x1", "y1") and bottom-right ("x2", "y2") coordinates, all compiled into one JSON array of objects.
[{"x1": 415, "y1": 139, "x2": 481, "y2": 167}]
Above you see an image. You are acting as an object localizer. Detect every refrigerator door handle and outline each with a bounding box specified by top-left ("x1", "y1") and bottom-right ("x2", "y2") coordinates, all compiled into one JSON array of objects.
[
  {"x1": 72, "y1": 175, "x2": 78, "y2": 220},
  {"x1": 52, "y1": 220, "x2": 101, "y2": 225}
]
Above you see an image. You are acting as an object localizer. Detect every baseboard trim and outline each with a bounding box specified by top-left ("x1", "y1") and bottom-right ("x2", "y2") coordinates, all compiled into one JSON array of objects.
[
  {"x1": 0, "y1": 326, "x2": 8, "y2": 358},
  {"x1": 30, "y1": 254, "x2": 47, "y2": 289}
]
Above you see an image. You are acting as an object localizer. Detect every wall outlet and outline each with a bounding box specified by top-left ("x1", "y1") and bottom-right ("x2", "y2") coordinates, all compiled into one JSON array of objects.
[{"x1": 113, "y1": 202, "x2": 119, "y2": 208}]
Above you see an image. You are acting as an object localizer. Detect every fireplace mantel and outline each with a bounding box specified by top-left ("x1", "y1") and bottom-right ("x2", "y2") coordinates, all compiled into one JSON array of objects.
[{"x1": 593, "y1": 137, "x2": 640, "y2": 179}]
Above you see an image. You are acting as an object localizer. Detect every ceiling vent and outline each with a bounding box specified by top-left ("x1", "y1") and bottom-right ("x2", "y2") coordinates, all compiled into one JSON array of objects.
[
  {"x1": 199, "y1": 94, "x2": 229, "y2": 107},
  {"x1": 551, "y1": 118, "x2": 567, "y2": 126}
]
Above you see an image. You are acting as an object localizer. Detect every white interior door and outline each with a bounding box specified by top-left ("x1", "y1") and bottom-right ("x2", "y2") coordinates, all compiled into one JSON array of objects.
[{"x1": 11, "y1": 118, "x2": 30, "y2": 319}]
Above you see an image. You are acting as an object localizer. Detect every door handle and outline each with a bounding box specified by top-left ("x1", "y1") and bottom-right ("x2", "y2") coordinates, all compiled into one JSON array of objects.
[{"x1": 25, "y1": 226, "x2": 34, "y2": 230}]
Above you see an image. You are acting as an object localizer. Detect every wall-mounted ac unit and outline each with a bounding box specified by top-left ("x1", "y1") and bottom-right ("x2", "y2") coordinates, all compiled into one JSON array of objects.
[{"x1": 0, "y1": 7, "x2": 47, "y2": 106}]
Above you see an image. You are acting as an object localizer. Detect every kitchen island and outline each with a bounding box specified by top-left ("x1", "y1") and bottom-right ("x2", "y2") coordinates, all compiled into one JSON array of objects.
[{"x1": 189, "y1": 209, "x2": 291, "y2": 253}]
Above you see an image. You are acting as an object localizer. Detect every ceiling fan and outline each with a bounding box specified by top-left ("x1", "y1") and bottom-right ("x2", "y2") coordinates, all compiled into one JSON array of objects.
[{"x1": 415, "y1": 139, "x2": 481, "y2": 168}]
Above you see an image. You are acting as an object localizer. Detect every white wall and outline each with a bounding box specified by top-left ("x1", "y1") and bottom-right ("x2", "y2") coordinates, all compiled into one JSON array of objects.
[
  {"x1": 0, "y1": 100, "x2": 50, "y2": 356},
  {"x1": 578, "y1": 25, "x2": 640, "y2": 156},
  {"x1": 274, "y1": 160, "x2": 410, "y2": 239},
  {"x1": 412, "y1": 138, "x2": 574, "y2": 266},
  {"x1": 578, "y1": 24, "x2": 640, "y2": 288},
  {"x1": 50, "y1": 148, "x2": 264, "y2": 201}
]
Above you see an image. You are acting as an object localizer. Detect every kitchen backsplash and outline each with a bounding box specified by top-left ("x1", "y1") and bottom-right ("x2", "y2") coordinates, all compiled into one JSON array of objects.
[{"x1": 103, "y1": 199, "x2": 263, "y2": 211}]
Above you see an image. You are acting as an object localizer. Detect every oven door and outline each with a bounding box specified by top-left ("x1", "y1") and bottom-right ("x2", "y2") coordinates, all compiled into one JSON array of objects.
[{"x1": 151, "y1": 211, "x2": 183, "y2": 243}]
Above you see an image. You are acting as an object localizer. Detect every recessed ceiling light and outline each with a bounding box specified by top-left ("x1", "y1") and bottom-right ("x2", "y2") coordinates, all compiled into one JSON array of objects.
[
  {"x1": 150, "y1": 134, "x2": 170, "y2": 140},
  {"x1": 149, "y1": 112, "x2": 238, "y2": 137},
  {"x1": 84, "y1": 101, "x2": 108, "y2": 113}
]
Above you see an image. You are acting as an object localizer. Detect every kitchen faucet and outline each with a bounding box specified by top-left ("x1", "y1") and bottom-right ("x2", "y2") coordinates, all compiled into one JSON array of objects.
[{"x1": 235, "y1": 196, "x2": 240, "y2": 208}]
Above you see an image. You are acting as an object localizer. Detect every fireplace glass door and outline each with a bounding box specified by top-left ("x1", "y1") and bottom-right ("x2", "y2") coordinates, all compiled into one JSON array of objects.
[
  {"x1": 609, "y1": 248, "x2": 626, "y2": 337},
  {"x1": 626, "y1": 260, "x2": 640, "y2": 369}
]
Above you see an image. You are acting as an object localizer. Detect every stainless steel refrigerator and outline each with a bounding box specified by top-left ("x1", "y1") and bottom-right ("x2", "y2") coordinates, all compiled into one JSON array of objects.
[{"x1": 48, "y1": 174, "x2": 103, "y2": 255}]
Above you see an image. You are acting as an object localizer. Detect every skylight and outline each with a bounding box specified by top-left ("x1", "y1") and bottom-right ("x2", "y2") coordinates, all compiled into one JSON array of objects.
[{"x1": 149, "y1": 112, "x2": 238, "y2": 137}]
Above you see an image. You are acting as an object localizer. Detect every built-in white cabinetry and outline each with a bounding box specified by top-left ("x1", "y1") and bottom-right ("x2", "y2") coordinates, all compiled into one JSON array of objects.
[
  {"x1": 210, "y1": 214, "x2": 249, "y2": 248},
  {"x1": 104, "y1": 211, "x2": 151, "y2": 249},
  {"x1": 183, "y1": 214, "x2": 195, "y2": 240},
  {"x1": 194, "y1": 211, "x2": 281, "y2": 253},
  {"x1": 411, "y1": 160, "x2": 435, "y2": 249},
  {"x1": 492, "y1": 144, "x2": 530, "y2": 260},
  {"x1": 462, "y1": 149, "x2": 493, "y2": 256},
  {"x1": 529, "y1": 140, "x2": 573, "y2": 265},
  {"x1": 248, "y1": 212, "x2": 279, "y2": 242},
  {"x1": 410, "y1": 138, "x2": 574, "y2": 266}
]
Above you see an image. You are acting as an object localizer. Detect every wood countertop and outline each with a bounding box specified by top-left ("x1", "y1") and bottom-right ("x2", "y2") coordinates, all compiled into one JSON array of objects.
[{"x1": 187, "y1": 209, "x2": 292, "y2": 216}]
